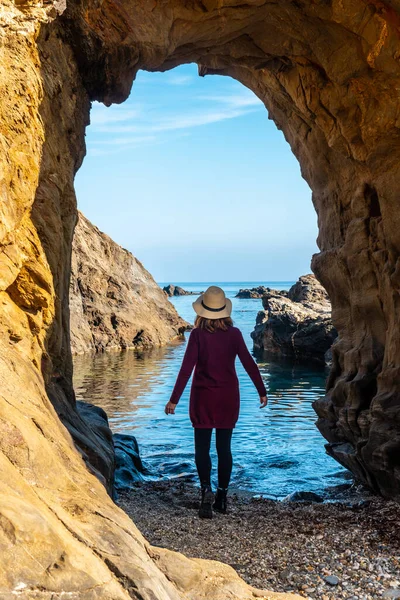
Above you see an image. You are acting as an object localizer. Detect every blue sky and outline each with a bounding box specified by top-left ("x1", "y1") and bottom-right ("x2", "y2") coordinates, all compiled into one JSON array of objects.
[{"x1": 75, "y1": 64, "x2": 318, "y2": 282}]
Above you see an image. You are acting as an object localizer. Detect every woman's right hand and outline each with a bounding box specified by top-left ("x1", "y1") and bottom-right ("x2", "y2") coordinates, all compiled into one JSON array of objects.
[
  {"x1": 259, "y1": 395, "x2": 268, "y2": 408},
  {"x1": 165, "y1": 401, "x2": 176, "y2": 415}
]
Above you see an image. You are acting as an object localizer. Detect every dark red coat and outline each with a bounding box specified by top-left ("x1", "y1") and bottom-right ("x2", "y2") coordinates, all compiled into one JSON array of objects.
[{"x1": 169, "y1": 326, "x2": 267, "y2": 429}]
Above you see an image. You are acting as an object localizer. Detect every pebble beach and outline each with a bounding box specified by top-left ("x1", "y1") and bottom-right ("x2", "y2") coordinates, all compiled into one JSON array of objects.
[{"x1": 118, "y1": 480, "x2": 400, "y2": 600}]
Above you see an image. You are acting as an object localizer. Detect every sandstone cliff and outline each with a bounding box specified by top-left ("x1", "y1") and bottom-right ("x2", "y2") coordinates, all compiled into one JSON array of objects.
[
  {"x1": 2, "y1": 0, "x2": 400, "y2": 597},
  {"x1": 251, "y1": 275, "x2": 337, "y2": 366},
  {"x1": 70, "y1": 212, "x2": 186, "y2": 354}
]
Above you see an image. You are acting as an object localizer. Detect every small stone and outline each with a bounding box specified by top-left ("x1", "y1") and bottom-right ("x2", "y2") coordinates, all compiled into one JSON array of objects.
[
  {"x1": 282, "y1": 491, "x2": 324, "y2": 503},
  {"x1": 324, "y1": 575, "x2": 340, "y2": 586},
  {"x1": 383, "y1": 591, "x2": 400, "y2": 599}
]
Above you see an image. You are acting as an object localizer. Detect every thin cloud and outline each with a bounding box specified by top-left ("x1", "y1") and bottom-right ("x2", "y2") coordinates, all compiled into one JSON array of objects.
[
  {"x1": 88, "y1": 88, "x2": 264, "y2": 154},
  {"x1": 144, "y1": 107, "x2": 258, "y2": 132},
  {"x1": 201, "y1": 93, "x2": 263, "y2": 108},
  {"x1": 167, "y1": 74, "x2": 194, "y2": 86},
  {"x1": 96, "y1": 105, "x2": 260, "y2": 135}
]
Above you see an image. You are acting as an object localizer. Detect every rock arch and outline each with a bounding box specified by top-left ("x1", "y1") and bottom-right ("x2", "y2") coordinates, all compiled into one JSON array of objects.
[{"x1": 1, "y1": 0, "x2": 400, "y2": 596}]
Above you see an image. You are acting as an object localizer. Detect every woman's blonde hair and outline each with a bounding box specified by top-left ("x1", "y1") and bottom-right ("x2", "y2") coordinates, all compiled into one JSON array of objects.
[{"x1": 194, "y1": 315, "x2": 233, "y2": 333}]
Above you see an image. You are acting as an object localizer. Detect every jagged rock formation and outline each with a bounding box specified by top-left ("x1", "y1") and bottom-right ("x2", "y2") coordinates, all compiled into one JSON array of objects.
[
  {"x1": 251, "y1": 275, "x2": 337, "y2": 366},
  {"x1": 70, "y1": 212, "x2": 187, "y2": 354},
  {"x1": 2, "y1": 0, "x2": 400, "y2": 596},
  {"x1": 163, "y1": 284, "x2": 197, "y2": 297},
  {"x1": 288, "y1": 275, "x2": 329, "y2": 306}
]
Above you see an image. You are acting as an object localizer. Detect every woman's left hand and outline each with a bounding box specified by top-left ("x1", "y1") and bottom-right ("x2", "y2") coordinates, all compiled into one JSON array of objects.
[
  {"x1": 259, "y1": 395, "x2": 268, "y2": 408},
  {"x1": 165, "y1": 401, "x2": 176, "y2": 415}
]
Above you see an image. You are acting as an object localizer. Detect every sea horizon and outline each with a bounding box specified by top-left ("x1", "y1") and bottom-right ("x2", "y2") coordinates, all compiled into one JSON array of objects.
[{"x1": 157, "y1": 279, "x2": 297, "y2": 285}]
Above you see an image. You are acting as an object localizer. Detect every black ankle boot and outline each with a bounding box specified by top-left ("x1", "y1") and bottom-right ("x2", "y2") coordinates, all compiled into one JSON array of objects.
[
  {"x1": 213, "y1": 487, "x2": 227, "y2": 514},
  {"x1": 199, "y1": 485, "x2": 214, "y2": 519}
]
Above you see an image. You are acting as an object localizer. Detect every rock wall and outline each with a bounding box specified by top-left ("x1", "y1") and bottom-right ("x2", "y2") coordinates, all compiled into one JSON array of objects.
[
  {"x1": 0, "y1": 5, "x2": 298, "y2": 596},
  {"x1": 2, "y1": 0, "x2": 400, "y2": 596},
  {"x1": 70, "y1": 212, "x2": 186, "y2": 354},
  {"x1": 0, "y1": 3, "x2": 302, "y2": 597},
  {"x1": 60, "y1": 0, "x2": 400, "y2": 498}
]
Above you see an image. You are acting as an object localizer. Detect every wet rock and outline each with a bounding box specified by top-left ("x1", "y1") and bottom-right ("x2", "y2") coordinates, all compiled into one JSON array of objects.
[
  {"x1": 114, "y1": 433, "x2": 147, "y2": 492},
  {"x1": 282, "y1": 491, "x2": 324, "y2": 503},
  {"x1": 324, "y1": 575, "x2": 340, "y2": 586},
  {"x1": 74, "y1": 400, "x2": 115, "y2": 493},
  {"x1": 70, "y1": 213, "x2": 187, "y2": 353},
  {"x1": 251, "y1": 275, "x2": 337, "y2": 366},
  {"x1": 74, "y1": 406, "x2": 150, "y2": 495}
]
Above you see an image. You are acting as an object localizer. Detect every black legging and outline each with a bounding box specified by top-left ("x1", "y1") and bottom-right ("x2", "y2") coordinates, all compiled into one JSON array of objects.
[{"x1": 194, "y1": 428, "x2": 233, "y2": 489}]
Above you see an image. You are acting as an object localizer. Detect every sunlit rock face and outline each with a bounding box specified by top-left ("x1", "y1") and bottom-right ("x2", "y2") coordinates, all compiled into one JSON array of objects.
[
  {"x1": 70, "y1": 212, "x2": 186, "y2": 354},
  {"x1": 251, "y1": 275, "x2": 337, "y2": 366},
  {"x1": 1, "y1": 0, "x2": 400, "y2": 596}
]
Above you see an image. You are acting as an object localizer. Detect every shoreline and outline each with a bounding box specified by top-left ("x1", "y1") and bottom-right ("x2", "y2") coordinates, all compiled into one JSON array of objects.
[{"x1": 118, "y1": 479, "x2": 400, "y2": 600}]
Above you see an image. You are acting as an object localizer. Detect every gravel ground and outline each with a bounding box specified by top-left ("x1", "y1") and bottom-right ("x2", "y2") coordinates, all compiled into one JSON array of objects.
[{"x1": 118, "y1": 480, "x2": 400, "y2": 600}]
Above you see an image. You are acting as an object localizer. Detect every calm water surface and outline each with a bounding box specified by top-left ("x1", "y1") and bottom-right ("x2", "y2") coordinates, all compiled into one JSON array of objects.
[{"x1": 73, "y1": 281, "x2": 347, "y2": 499}]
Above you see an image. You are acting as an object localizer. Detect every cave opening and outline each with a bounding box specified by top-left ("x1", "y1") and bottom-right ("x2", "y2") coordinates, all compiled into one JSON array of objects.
[
  {"x1": 3, "y1": 2, "x2": 400, "y2": 597},
  {"x1": 71, "y1": 63, "x2": 346, "y2": 500},
  {"x1": 15, "y1": 0, "x2": 398, "y2": 505},
  {"x1": 74, "y1": 63, "x2": 318, "y2": 284},
  {"x1": 52, "y1": 0, "x2": 400, "y2": 499}
]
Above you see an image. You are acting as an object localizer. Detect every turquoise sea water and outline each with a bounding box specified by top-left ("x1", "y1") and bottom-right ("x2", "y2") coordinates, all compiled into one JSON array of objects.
[{"x1": 73, "y1": 281, "x2": 347, "y2": 499}]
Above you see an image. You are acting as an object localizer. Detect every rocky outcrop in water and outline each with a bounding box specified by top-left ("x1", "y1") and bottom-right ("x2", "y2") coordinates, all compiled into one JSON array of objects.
[
  {"x1": 251, "y1": 276, "x2": 337, "y2": 366},
  {"x1": 236, "y1": 286, "x2": 290, "y2": 299},
  {"x1": 236, "y1": 286, "x2": 270, "y2": 299},
  {"x1": 70, "y1": 213, "x2": 187, "y2": 354},
  {"x1": 3, "y1": 0, "x2": 400, "y2": 597},
  {"x1": 288, "y1": 275, "x2": 329, "y2": 307},
  {"x1": 163, "y1": 284, "x2": 197, "y2": 297}
]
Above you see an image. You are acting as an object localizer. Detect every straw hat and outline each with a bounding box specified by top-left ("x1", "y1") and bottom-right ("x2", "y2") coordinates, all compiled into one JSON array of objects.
[{"x1": 192, "y1": 286, "x2": 232, "y2": 320}]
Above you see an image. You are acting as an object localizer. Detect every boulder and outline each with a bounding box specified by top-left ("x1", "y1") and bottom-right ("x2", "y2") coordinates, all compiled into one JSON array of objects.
[
  {"x1": 74, "y1": 401, "x2": 148, "y2": 497},
  {"x1": 70, "y1": 213, "x2": 188, "y2": 354},
  {"x1": 282, "y1": 491, "x2": 324, "y2": 503},
  {"x1": 114, "y1": 433, "x2": 147, "y2": 492},
  {"x1": 251, "y1": 275, "x2": 337, "y2": 366},
  {"x1": 74, "y1": 400, "x2": 116, "y2": 494}
]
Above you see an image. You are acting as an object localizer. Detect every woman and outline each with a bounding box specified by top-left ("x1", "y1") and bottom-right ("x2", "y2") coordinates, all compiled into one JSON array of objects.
[{"x1": 165, "y1": 285, "x2": 268, "y2": 518}]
